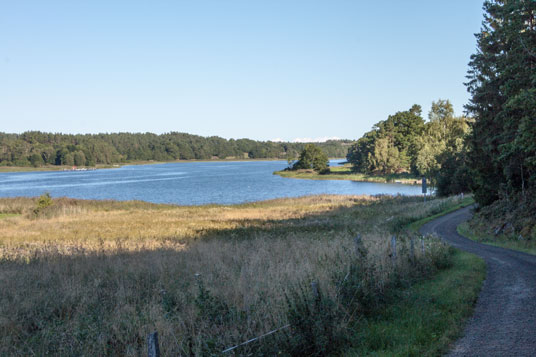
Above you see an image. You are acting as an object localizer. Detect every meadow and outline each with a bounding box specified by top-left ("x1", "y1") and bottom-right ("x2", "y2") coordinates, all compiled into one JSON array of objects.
[{"x1": 0, "y1": 194, "x2": 477, "y2": 355}]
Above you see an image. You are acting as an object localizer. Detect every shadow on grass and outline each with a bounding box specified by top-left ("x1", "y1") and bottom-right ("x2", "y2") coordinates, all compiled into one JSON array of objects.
[{"x1": 0, "y1": 195, "x2": 467, "y2": 356}]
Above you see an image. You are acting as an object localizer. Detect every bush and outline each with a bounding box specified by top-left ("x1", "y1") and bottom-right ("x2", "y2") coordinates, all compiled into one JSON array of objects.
[
  {"x1": 33, "y1": 192, "x2": 53, "y2": 216},
  {"x1": 292, "y1": 144, "x2": 329, "y2": 172}
]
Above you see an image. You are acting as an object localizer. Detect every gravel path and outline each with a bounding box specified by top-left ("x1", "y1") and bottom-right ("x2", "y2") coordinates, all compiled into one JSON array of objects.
[{"x1": 420, "y1": 206, "x2": 536, "y2": 357}]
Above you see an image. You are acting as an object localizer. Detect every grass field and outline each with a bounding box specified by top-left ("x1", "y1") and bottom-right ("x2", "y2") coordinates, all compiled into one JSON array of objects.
[
  {"x1": 0, "y1": 194, "x2": 482, "y2": 355},
  {"x1": 274, "y1": 164, "x2": 420, "y2": 185}
]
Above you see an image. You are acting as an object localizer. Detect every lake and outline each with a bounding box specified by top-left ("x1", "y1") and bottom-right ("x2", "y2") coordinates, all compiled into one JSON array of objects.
[{"x1": 0, "y1": 160, "x2": 422, "y2": 205}]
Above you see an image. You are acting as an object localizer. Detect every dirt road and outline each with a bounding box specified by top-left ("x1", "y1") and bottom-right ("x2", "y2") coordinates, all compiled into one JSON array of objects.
[{"x1": 420, "y1": 206, "x2": 536, "y2": 356}]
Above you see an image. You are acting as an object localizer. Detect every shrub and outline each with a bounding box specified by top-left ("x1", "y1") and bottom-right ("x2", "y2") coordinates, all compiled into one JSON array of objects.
[
  {"x1": 33, "y1": 192, "x2": 53, "y2": 216},
  {"x1": 292, "y1": 144, "x2": 329, "y2": 172}
]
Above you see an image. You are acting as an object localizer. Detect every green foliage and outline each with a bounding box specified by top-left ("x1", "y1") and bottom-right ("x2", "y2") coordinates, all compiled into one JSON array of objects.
[
  {"x1": 347, "y1": 100, "x2": 472, "y2": 192},
  {"x1": 347, "y1": 104, "x2": 425, "y2": 175},
  {"x1": 370, "y1": 137, "x2": 401, "y2": 175},
  {"x1": 275, "y1": 163, "x2": 420, "y2": 184},
  {"x1": 33, "y1": 192, "x2": 53, "y2": 216},
  {"x1": 462, "y1": 188, "x2": 536, "y2": 252},
  {"x1": 28, "y1": 153, "x2": 43, "y2": 167},
  {"x1": 292, "y1": 144, "x2": 330, "y2": 172},
  {"x1": 347, "y1": 250, "x2": 485, "y2": 356},
  {"x1": 436, "y1": 149, "x2": 473, "y2": 196},
  {"x1": 416, "y1": 100, "x2": 472, "y2": 193},
  {"x1": 465, "y1": 0, "x2": 536, "y2": 206},
  {"x1": 0, "y1": 132, "x2": 353, "y2": 167}
]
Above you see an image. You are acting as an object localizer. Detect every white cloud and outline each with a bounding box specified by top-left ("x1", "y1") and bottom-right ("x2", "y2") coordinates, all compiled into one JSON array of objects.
[
  {"x1": 269, "y1": 136, "x2": 342, "y2": 143},
  {"x1": 292, "y1": 136, "x2": 341, "y2": 143}
]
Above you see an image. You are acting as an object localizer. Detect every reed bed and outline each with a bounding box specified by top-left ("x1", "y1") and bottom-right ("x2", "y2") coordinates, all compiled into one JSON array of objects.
[{"x1": 0, "y1": 194, "x2": 462, "y2": 355}]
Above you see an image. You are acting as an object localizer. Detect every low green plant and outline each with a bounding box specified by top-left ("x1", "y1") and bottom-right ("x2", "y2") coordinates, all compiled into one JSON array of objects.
[{"x1": 33, "y1": 192, "x2": 53, "y2": 216}]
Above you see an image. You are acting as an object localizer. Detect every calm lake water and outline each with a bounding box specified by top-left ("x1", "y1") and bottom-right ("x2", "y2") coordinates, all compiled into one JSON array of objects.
[{"x1": 0, "y1": 160, "x2": 421, "y2": 205}]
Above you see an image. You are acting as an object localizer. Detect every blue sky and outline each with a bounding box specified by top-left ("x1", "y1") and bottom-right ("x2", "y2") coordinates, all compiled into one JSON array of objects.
[{"x1": 1, "y1": 1, "x2": 484, "y2": 141}]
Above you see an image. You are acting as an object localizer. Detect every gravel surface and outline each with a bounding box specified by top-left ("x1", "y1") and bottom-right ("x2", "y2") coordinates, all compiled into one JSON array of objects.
[{"x1": 420, "y1": 206, "x2": 536, "y2": 357}]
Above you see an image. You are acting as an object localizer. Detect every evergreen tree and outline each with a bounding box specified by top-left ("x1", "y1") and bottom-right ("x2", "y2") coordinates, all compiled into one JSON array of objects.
[{"x1": 465, "y1": 0, "x2": 536, "y2": 205}]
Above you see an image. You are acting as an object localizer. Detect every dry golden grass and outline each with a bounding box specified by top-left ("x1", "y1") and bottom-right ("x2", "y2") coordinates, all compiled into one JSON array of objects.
[
  {"x1": 0, "y1": 194, "x2": 462, "y2": 355},
  {"x1": 0, "y1": 195, "x2": 369, "y2": 260}
]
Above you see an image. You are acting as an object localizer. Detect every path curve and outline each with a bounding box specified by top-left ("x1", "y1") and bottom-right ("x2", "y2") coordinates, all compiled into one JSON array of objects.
[{"x1": 420, "y1": 206, "x2": 536, "y2": 357}]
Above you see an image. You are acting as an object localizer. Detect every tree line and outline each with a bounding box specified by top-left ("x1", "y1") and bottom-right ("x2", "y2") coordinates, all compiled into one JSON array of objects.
[
  {"x1": 346, "y1": 99, "x2": 471, "y2": 195},
  {"x1": 465, "y1": 0, "x2": 535, "y2": 208},
  {"x1": 0, "y1": 131, "x2": 352, "y2": 167},
  {"x1": 347, "y1": 0, "x2": 535, "y2": 216}
]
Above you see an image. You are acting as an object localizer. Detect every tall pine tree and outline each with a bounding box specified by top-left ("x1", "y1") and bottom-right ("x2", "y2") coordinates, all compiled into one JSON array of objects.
[{"x1": 466, "y1": 0, "x2": 536, "y2": 205}]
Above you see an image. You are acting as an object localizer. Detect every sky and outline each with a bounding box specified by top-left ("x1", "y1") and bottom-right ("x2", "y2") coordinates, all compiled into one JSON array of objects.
[{"x1": 1, "y1": 1, "x2": 485, "y2": 142}]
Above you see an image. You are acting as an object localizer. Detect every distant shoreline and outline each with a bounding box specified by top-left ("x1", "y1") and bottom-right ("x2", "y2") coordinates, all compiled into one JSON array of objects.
[{"x1": 0, "y1": 157, "x2": 346, "y2": 173}]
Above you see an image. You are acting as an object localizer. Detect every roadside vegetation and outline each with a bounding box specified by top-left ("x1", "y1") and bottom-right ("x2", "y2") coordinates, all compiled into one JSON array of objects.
[
  {"x1": 406, "y1": 196, "x2": 475, "y2": 232},
  {"x1": 345, "y1": 249, "x2": 485, "y2": 356},
  {"x1": 458, "y1": 222, "x2": 536, "y2": 256},
  {"x1": 456, "y1": 191, "x2": 536, "y2": 256},
  {"x1": 0, "y1": 194, "x2": 483, "y2": 355},
  {"x1": 457, "y1": 197, "x2": 536, "y2": 256}
]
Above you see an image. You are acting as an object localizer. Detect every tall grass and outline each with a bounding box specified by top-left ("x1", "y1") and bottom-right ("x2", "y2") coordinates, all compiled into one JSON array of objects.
[{"x1": 0, "y1": 194, "x2": 464, "y2": 355}]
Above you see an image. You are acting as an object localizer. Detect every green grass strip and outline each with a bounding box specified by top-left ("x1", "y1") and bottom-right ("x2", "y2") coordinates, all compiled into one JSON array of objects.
[
  {"x1": 0, "y1": 213, "x2": 20, "y2": 219},
  {"x1": 457, "y1": 222, "x2": 536, "y2": 256},
  {"x1": 343, "y1": 197, "x2": 484, "y2": 356},
  {"x1": 406, "y1": 197, "x2": 475, "y2": 233},
  {"x1": 345, "y1": 250, "x2": 485, "y2": 356}
]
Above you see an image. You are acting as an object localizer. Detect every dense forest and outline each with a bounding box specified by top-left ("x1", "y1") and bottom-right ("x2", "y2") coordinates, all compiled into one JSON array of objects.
[
  {"x1": 465, "y1": 0, "x2": 535, "y2": 207},
  {"x1": 346, "y1": 99, "x2": 471, "y2": 195},
  {"x1": 462, "y1": 0, "x2": 535, "y2": 237},
  {"x1": 0, "y1": 132, "x2": 352, "y2": 167}
]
